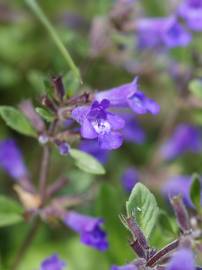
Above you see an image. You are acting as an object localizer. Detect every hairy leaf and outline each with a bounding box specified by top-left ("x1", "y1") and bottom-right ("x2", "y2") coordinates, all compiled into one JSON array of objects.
[
  {"x1": 69, "y1": 149, "x2": 105, "y2": 175},
  {"x1": 126, "y1": 183, "x2": 159, "y2": 239},
  {"x1": 0, "y1": 106, "x2": 36, "y2": 137},
  {"x1": 35, "y1": 107, "x2": 54, "y2": 122},
  {"x1": 190, "y1": 173, "x2": 201, "y2": 211},
  {"x1": 0, "y1": 195, "x2": 24, "y2": 227}
]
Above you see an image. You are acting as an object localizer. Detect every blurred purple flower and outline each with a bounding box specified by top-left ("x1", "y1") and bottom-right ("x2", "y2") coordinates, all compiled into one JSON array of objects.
[
  {"x1": 136, "y1": 17, "x2": 168, "y2": 49},
  {"x1": 111, "y1": 263, "x2": 137, "y2": 270},
  {"x1": 79, "y1": 139, "x2": 110, "y2": 163},
  {"x1": 96, "y1": 78, "x2": 160, "y2": 115},
  {"x1": 161, "y1": 124, "x2": 202, "y2": 160},
  {"x1": 162, "y1": 17, "x2": 191, "y2": 48},
  {"x1": 166, "y1": 248, "x2": 195, "y2": 270},
  {"x1": 40, "y1": 254, "x2": 66, "y2": 270},
  {"x1": 64, "y1": 211, "x2": 108, "y2": 251},
  {"x1": 72, "y1": 99, "x2": 125, "y2": 150},
  {"x1": 57, "y1": 142, "x2": 70, "y2": 155},
  {"x1": 122, "y1": 114, "x2": 145, "y2": 144},
  {"x1": 122, "y1": 168, "x2": 139, "y2": 193},
  {"x1": 162, "y1": 175, "x2": 202, "y2": 208},
  {"x1": 0, "y1": 139, "x2": 28, "y2": 180},
  {"x1": 136, "y1": 17, "x2": 191, "y2": 49},
  {"x1": 178, "y1": 0, "x2": 202, "y2": 31}
]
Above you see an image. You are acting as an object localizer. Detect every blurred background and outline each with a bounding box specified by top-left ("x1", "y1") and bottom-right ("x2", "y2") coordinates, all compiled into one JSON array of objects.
[{"x1": 0, "y1": 0, "x2": 202, "y2": 269}]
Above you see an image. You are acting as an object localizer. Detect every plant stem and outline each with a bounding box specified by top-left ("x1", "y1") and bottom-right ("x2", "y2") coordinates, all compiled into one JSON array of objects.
[
  {"x1": 39, "y1": 145, "x2": 51, "y2": 204},
  {"x1": 146, "y1": 239, "x2": 179, "y2": 267},
  {"x1": 11, "y1": 218, "x2": 40, "y2": 270},
  {"x1": 25, "y1": 0, "x2": 81, "y2": 82}
]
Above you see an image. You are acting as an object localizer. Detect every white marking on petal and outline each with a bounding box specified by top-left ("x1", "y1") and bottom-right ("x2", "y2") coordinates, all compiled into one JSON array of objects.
[{"x1": 92, "y1": 119, "x2": 111, "y2": 135}]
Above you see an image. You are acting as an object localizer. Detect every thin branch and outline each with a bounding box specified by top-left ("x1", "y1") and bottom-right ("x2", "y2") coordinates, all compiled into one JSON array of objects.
[
  {"x1": 25, "y1": 0, "x2": 81, "y2": 82},
  {"x1": 11, "y1": 218, "x2": 40, "y2": 270},
  {"x1": 39, "y1": 145, "x2": 50, "y2": 204},
  {"x1": 46, "y1": 176, "x2": 69, "y2": 198},
  {"x1": 146, "y1": 239, "x2": 179, "y2": 267}
]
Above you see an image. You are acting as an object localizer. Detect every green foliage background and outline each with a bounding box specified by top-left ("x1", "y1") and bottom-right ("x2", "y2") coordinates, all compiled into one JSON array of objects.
[{"x1": 0, "y1": 0, "x2": 202, "y2": 269}]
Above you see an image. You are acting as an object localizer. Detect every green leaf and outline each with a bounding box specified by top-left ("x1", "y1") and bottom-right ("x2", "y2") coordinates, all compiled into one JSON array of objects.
[
  {"x1": 189, "y1": 79, "x2": 202, "y2": 99},
  {"x1": 190, "y1": 173, "x2": 201, "y2": 211},
  {"x1": 35, "y1": 107, "x2": 54, "y2": 122},
  {"x1": 0, "y1": 195, "x2": 24, "y2": 227},
  {"x1": 126, "y1": 183, "x2": 159, "y2": 239},
  {"x1": 0, "y1": 106, "x2": 37, "y2": 137},
  {"x1": 158, "y1": 210, "x2": 176, "y2": 235},
  {"x1": 64, "y1": 71, "x2": 80, "y2": 96},
  {"x1": 69, "y1": 149, "x2": 105, "y2": 175}
]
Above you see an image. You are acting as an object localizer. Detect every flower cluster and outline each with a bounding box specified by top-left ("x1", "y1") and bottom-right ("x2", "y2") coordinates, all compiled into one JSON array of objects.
[{"x1": 72, "y1": 77, "x2": 159, "y2": 150}]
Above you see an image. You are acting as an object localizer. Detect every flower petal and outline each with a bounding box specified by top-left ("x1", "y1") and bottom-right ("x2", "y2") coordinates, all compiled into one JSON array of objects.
[
  {"x1": 128, "y1": 91, "x2": 160, "y2": 114},
  {"x1": 71, "y1": 106, "x2": 90, "y2": 124},
  {"x1": 81, "y1": 119, "x2": 97, "y2": 139},
  {"x1": 40, "y1": 254, "x2": 66, "y2": 270},
  {"x1": 107, "y1": 113, "x2": 125, "y2": 130},
  {"x1": 98, "y1": 132, "x2": 123, "y2": 150},
  {"x1": 167, "y1": 249, "x2": 195, "y2": 270},
  {"x1": 0, "y1": 139, "x2": 28, "y2": 181},
  {"x1": 96, "y1": 78, "x2": 138, "y2": 107}
]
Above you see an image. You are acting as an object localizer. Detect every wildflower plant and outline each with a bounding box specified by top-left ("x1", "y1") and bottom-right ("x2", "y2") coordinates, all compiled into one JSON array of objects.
[
  {"x1": 0, "y1": 0, "x2": 160, "y2": 269},
  {"x1": 112, "y1": 175, "x2": 202, "y2": 270},
  {"x1": 0, "y1": 0, "x2": 202, "y2": 270}
]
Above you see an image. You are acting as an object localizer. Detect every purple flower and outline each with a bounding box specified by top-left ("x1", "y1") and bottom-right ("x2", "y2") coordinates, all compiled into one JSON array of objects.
[
  {"x1": 72, "y1": 99, "x2": 125, "y2": 150},
  {"x1": 0, "y1": 139, "x2": 28, "y2": 180},
  {"x1": 79, "y1": 139, "x2": 110, "y2": 163},
  {"x1": 136, "y1": 17, "x2": 191, "y2": 49},
  {"x1": 178, "y1": 0, "x2": 202, "y2": 31},
  {"x1": 63, "y1": 211, "x2": 108, "y2": 251},
  {"x1": 121, "y1": 168, "x2": 139, "y2": 193},
  {"x1": 111, "y1": 264, "x2": 137, "y2": 270},
  {"x1": 96, "y1": 78, "x2": 160, "y2": 115},
  {"x1": 57, "y1": 142, "x2": 70, "y2": 155},
  {"x1": 122, "y1": 114, "x2": 145, "y2": 144},
  {"x1": 162, "y1": 175, "x2": 202, "y2": 208},
  {"x1": 166, "y1": 249, "x2": 195, "y2": 270},
  {"x1": 136, "y1": 17, "x2": 165, "y2": 49},
  {"x1": 162, "y1": 17, "x2": 191, "y2": 48},
  {"x1": 161, "y1": 124, "x2": 202, "y2": 160},
  {"x1": 40, "y1": 254, "x2": 66, "y2": 270}
]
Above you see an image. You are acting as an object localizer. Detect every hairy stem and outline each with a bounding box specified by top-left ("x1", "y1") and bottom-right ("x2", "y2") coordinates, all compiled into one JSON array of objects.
[
  {"x1": 11, "y1": 218, "x2": 40, "y2": 270},
  {"x1": 25, "y1": 0, "x2": 81, "y2": 82},
  {"x1": 146, "y1": 239, "x2": 179, "y2": 267},
  {"x1": 39, "y1": 145, "x2": 51, "y2": 204}
]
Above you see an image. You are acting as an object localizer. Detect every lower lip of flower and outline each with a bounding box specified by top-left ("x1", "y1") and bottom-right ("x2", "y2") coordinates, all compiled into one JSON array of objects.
[{"x1": 91, "y1": 119, "x2": 111, "y2": 135}]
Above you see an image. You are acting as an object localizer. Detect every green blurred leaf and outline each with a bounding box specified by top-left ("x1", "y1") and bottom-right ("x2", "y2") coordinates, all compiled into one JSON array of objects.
[
  {"x1": 96, "y1": 184, "x2": 133, "y2": 263},
  {"x1": 69, "y1": 149, "x2": 105, "y2": 175},
  {"x1": 189, "y1": 79, "x2": 202, "y2": 99},
  {"x1": 126, "y1": 183, "x2": 159, "y2": 239},
  {"x1": 158, "y1": 210, "x2": 176, "y2": 235},
  {"x1": 0, "y1": 106, "x2": 37, "y2": 137},
  {"x1": 0, "y1": 195, "x2": 23, "y2": 227},
  {"x1": 192, "y1": 110, "x2": 202, "y2": 125},
  {"x1": 64, "y1": 71, "x2": 80, "y2": 96},
  {"x1": 68, "y1": 170, "x2": 94, "y2": 193},
  {"x1": 190, "y1": 173, "x2": 201, "y2": 211},
  {"x1": 0, "y1": 65, "x2": 20, "y2": 88},
  {"x1": 35, "y1": 107, "x2": 54, "y2": 122},
  {"x1": 27, "y1": 70, "x2": 46, "y2": 94}
]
